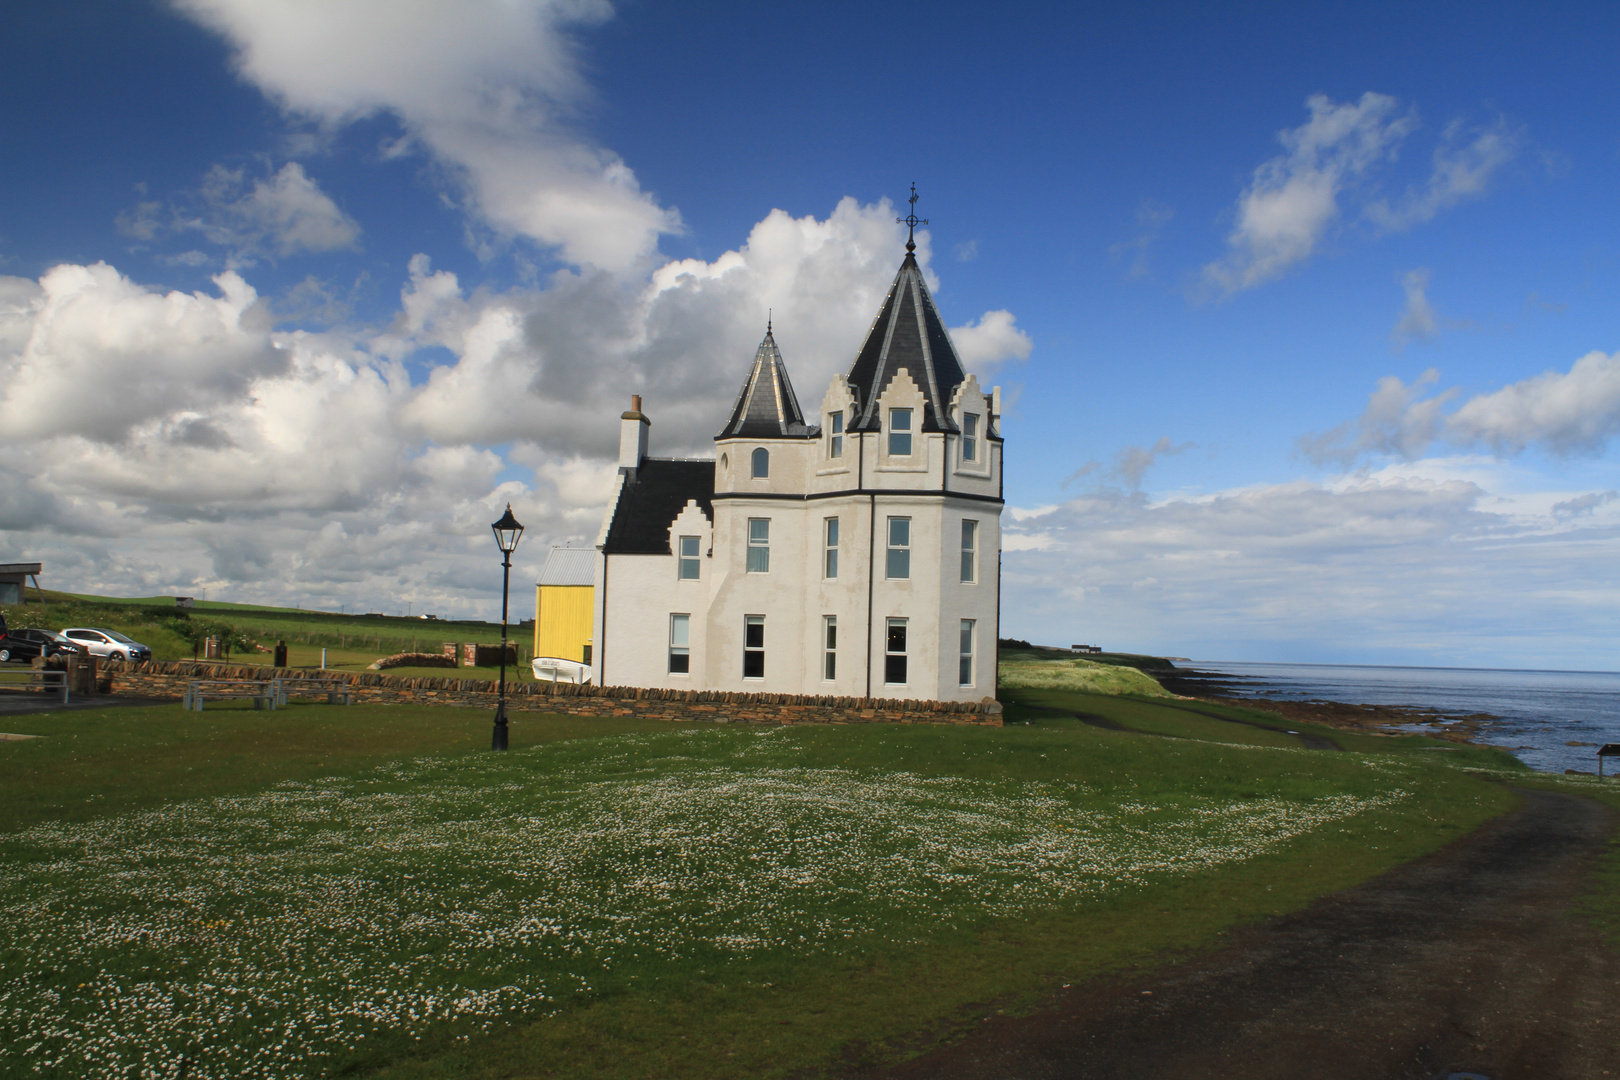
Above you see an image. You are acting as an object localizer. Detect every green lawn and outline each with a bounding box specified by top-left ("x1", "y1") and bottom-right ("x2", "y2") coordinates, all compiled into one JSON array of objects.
[{"x1": 0, "y1": 698, "x2": 1534, "y2": 1079}]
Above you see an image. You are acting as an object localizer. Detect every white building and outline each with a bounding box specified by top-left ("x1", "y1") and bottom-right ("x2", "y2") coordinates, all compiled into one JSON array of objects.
[{"x1": 590, "y1": 241, "x2": 1002, "y2": 703}]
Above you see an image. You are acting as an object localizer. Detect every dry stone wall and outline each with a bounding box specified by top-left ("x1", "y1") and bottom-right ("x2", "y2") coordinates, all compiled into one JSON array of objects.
[{"x1": 107, "y1": 661, "x2": 1003, "y2": 727}]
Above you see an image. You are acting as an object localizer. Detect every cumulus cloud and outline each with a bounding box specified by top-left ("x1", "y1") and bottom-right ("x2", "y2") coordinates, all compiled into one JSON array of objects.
[
  {"x1": 173, "y1": 0, "x2": 677, "y2": 272},
  {"x1": 1001, "y1": 469, "x2": 1620, "y2": 666},
  {"x1": 1202, "y1": 95, "x2": 1518, "y2": 295},
  {"x1": 193, "y1": 162, "x2": 361, "y2": 257},
  {"x1": 120, "y1": 162, "x2": 360, "y2": 262},
  {"x1": 391, "y1": 199, "x2": 1030, "y2": 455},
  {"x1": 950, "y1": 309, "x2": 1032, "y2": 378},
  {"x1": 0, "y1": 197, "x2": 1032, "y2": 614},
  {"x1": 0, "y1": 264, "x2": 286, "y2": 443},
  {"x1": 1301, "y1": 351, "x2": 1620, "y2": 465}
]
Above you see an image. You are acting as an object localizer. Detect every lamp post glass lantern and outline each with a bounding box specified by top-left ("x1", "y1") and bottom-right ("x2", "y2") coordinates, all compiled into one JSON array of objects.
[{"x1": 490, "y1": 504, "x2": 524, "y2": 750}]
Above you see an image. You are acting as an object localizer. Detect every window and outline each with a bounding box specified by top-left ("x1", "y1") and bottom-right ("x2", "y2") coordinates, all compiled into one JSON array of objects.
[
  {"x1": 823, "y1": 517, "x2": 839, "y2": 579},
  {"x1": 583, "y1": 642, "x2": 592, "y2": 665},
  {"x1": 746, "y1": 518, "x2": 770, "y2": 573},
  {"x1": 888, "y1": 408, "x2": 912, "y2": 456},
  {"x1": 751, "y1": 447, "x2": 769, "y2": 478},
  {"x1": 743, "y1": 615, "x2": 765, "y2": 678},
  {"x1": 828, "y1": 412, "x2": 844, "y2": 458},
  {"x1": 885, "y1": 618, "x2": 908, "y2": 685},
  {"x1": 668, "y1": 614, "x2": 690, "y2": 674},
  {"x1": 823, "y1": 616, "x2": 837, "y2": 680},
  {"x1": 960, "y1": 520, "x2": 977, "y2": 583},
  {"x1": 962, "y1": 413, "x2": 980, "y2": 461},
  {"x1": 886, "y1": 516, "x2": 910, "y2": 579},
  {"x1": 959, "y1": 619, "x2": 975, "y2": 686},
  {"x1": 678, "y1": 535, "x2": 701, "y2": 579}
]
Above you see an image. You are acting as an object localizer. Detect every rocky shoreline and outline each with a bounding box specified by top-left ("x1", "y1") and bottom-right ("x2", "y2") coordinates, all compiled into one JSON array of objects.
[{"x1": 1155, "y1": 664, "x2": 1499, "y2": 745}]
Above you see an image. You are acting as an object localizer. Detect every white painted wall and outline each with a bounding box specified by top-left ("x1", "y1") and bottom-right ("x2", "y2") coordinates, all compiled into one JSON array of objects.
[{"x1": 596, "y1": 368, "x2": 1003, "y2": 702}]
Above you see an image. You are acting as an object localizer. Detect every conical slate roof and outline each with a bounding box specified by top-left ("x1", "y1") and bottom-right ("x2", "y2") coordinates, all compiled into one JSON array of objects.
[
  {"x1": 717, "y1": 327, "x2": 812, "y2": 439},
  {"x1": 845, "y1": 252, "x2": 968, "y2": 433}
]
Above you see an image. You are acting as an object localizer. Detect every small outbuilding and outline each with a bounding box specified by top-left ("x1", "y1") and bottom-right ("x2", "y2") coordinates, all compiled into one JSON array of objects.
[
  {"x1": 534, "y1": 547, "x2": 595, "y2": 665},
  {"x1": 0, "y1": 563, "x2": 43, "y2": 605}
]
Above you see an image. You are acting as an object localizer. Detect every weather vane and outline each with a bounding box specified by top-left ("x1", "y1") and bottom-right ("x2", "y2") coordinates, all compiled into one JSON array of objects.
[{"x1": 897, "y1": 182, "x2": 928, "y2": 252}]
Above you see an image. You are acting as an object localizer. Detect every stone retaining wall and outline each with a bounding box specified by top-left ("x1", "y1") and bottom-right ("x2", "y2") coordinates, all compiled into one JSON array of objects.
[{"x1": 106, "y1": 661, "x2": 1002, "y2": 726}]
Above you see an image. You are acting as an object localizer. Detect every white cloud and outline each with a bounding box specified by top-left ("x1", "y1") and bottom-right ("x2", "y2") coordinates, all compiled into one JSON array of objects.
[
  {"x1": 173, "y1": 0, "x2": 677, "y2": 272},
  {"x1": 196, "y1": 162, "x2": 361, "y2": 257},
  {"x1": 0, "y1": 264, "x2": 286, "y2": 443},
  {"x1": 1391, "y1": 268, "x2": 1438, "y2": 346},
  {"x1": 949, "y1": 309, "x2": 1032, "y2": 379},
  {"x1": 1552, "y1": 490, "x2": 1618, "y2": 519},
  {"x1": 1202, "y1": 96, "x2": 1518, "y2": 295},
  {"x1": 1203, "y1": 93, "x2": 1415, "y2": 294},
  {"x1": 120, "y1": 162, "x2": 360, "y2": 263},
  {"x1": 1002, "y1": 467, "x2": 1620, "y2": 667},
  {"x1": 1365, "y1": 118, "x2": 1519, "y2": 232},
  {"x1": 0, "y1": 198, "x2": 1031, "y2": 615},
  {"x1": 1303, "y1": 351, "x2": 1620, "y2": 465},
  {"x1": 392, "y1": 199, "x2": 1030, "y2": 455}
]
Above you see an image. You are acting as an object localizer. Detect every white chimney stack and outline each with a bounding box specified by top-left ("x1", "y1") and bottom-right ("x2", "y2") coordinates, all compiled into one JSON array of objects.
[{"x1": 619, "y1": 393, "x2": 649, "y2": 473}]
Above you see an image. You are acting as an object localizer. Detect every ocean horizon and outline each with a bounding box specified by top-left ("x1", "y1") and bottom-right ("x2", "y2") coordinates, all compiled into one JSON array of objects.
[{"x1": 1175, "y1": 659, "x2": 1620, "y2": 775}]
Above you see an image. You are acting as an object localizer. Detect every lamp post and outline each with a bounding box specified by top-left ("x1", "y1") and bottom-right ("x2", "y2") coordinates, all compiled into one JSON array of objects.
[{"x1": 490, "y1": 503, "x2": 525, "y2": 750}]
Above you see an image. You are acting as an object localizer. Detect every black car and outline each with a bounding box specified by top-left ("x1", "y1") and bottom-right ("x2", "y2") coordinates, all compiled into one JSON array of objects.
[{"x1": 0, "y1": 628, "x2": 81, "y2": 664}]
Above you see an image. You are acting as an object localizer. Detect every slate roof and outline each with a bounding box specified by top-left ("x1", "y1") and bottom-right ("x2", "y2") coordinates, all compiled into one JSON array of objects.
[
  {"x1": 600, "y1": 459, "x2": 715, "y2": 555},
  {"x1": 536, "y1": 547, "x2": 594, "y2": 587},
  {"x1": 717, "y1": 328, "x2": 813, "y2": 439},
  {"x1": 845, "y1": 252, "x2": 968, "y2": 433}
]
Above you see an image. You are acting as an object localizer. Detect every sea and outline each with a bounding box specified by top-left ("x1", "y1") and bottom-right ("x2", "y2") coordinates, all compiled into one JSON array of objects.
[{"x1": 1178, "y1": 661, "x2": 1620, "y2": 775}]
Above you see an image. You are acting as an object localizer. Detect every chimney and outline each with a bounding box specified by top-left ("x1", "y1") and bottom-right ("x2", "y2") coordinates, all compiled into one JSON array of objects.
[{"x1": 619, "y1": 393, "x2": 650, "y2": 474}]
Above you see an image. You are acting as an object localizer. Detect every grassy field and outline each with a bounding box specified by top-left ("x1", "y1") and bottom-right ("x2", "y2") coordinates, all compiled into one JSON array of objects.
[
  {"x1": 0, "y1": 688, "x2": 1543, "y2": 1080},
  {"x1": 1, "y1": 592, "x2": 526, "y2": 673}
]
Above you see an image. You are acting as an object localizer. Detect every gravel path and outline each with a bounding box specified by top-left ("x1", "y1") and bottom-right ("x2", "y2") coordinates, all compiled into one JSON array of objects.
[{"x1": 859, "y1": 788, "x2": 1618, "y2": 1080}]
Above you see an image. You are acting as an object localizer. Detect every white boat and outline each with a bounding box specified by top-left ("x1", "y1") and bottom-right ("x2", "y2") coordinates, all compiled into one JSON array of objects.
[{"x1": 531, "y1": 656, "x2": 593, "y2": 684}]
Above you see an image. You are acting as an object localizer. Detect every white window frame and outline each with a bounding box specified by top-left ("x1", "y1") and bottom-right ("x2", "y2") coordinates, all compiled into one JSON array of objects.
[
  {"x1": 823, "y1": 517, "x2": 839, "y2": 579},
  {"x1": 823, "y1": 615, "x2": 837, "y2": 681},
  {"x1": 678, "y1": 534, "x2": 701, "y2": 580},
  {"x1": 746, "y1": 518, "x2": 770, "y2": 573},
  {"x1": 888, "y1": 408, "x2": 913, "y2": 457},
  {"x1": 884, "y1": 617, "x2": 908, "y2": 686},
  {"x1": 958, "y1": 619, "x2": 975, "y2": 687},
  {"x1": 886, "y1": 516, "x2": 911, "y2": 580},
  {"x1": 743, "y1": 615, "x2": 765, "y2": 679},
  {"x1": 962, "y1": 412, "x2": 979, "y2": 462},
  {"x1": 668, "y1": 614, "x2": 691, "y2": 675},
  {"x1": 828, "y1": 412, "x2": 844, "y2": 458},
  {"x1": 960, "y1": 519, "x2": 977, "y2": 584}
]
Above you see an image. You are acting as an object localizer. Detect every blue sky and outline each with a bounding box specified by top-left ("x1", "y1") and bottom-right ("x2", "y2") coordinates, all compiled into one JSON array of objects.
[{"x1": 2, "y1": 1, "x2": 1617, "y2": 668}]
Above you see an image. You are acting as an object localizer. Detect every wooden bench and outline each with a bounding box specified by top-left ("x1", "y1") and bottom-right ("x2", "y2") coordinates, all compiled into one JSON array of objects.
[
  {"x1": 184, "y1": 679, "x2": 277, "y2": 711},
  {"x1": 272, "y1": 678, "x2": 354, "y2": 706},
  {"x1": 0, "y1": 669, "x2": 69, "y2": 705}
]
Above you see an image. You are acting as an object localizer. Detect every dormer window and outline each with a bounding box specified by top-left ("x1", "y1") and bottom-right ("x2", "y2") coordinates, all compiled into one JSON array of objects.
[
  {"x1": 751, "y1": 447, "x2": 769, "y2": 478},
  {"x1": 962, "y1": 413, "x2": 979, "y2": 462},
  {"x1": 888, "y1": 408, "x2": 912, "y2": 456},
  {"x1": 828, "y1": 412, "x2": 844, "y2": 458}
]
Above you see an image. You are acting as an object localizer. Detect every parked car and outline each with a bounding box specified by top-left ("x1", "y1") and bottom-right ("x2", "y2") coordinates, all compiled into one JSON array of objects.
[
  {"x1": 0, "y1": 628, "x2": 82, "y2": 664},
  {"x1": 59, "y1": 627, "x2": 153, "y2": 662}
]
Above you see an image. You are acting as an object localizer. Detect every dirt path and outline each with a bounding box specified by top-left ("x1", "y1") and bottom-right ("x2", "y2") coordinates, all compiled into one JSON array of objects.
[{"x1": 858, "y1": 788, "x2": 1619, "y2": 1080}]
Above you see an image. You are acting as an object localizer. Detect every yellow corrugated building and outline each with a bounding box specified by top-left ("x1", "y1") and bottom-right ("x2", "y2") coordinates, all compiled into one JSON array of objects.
[{"x1": 534, "y1": 547, "x2": 595, "y2": 664}]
